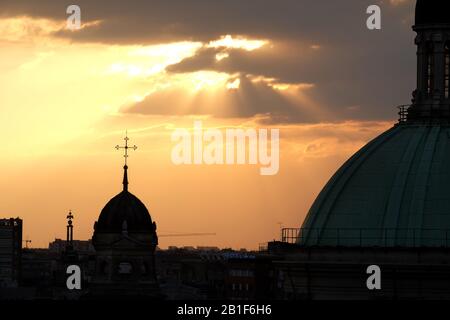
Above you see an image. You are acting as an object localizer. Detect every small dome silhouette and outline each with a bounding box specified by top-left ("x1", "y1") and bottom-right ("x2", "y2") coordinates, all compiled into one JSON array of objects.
[
  {"x1": 95, "y1": 190, "x2": 154, "y2": 233},
  {"x1": 415, "y1": 0, "x2": 450, "y2": 26}
]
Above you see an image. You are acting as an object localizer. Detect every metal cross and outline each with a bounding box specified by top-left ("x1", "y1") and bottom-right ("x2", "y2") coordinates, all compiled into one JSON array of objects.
[{"x1": 115, "y1": 131, "x2": 137, "y2": 166}]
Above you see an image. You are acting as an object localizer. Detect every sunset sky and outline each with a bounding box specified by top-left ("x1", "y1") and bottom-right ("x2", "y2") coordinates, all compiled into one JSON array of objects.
[{"x1": 0, "y1": 0, "x2": 416, "y2": 249}]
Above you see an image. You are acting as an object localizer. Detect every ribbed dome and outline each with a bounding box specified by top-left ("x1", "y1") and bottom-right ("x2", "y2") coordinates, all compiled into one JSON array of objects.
[
  {"x1": 415, "y1": 0, "x2": 450, "y2": 26},
  {"x1": 95, "y1": 190, "x2": 154, "y2": 233},
  {"x1": 299, "y1": 124, "x2": 450, "y2": 247}
]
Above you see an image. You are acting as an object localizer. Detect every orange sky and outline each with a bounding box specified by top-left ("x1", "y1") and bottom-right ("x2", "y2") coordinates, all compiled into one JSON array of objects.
[{"x1": 0, "y1": 12, "x2": 396, "y2": 249}]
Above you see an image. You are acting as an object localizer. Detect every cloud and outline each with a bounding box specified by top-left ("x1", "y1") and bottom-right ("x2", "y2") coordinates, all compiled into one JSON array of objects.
[
  {"x1": 0, "y1": 0, "x2": 415, "y2": 45},
  {"x1": 123, "y1": 74, "x2": 325, "y2": 123},
  {"x1": 131, "y1": 31, "x2": 416, "y2": 123},
  {"x1": 0, "y1": 0, "x2": 418, "y2": 123}
]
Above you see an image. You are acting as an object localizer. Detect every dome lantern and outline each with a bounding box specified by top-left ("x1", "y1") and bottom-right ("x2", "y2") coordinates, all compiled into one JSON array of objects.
[{"x1": 408, "y1": 0, "x2": 450, "y2": 122}]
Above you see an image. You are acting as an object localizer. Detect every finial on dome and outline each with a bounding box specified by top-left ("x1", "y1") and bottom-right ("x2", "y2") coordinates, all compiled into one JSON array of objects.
[{"x1": 115, "y1": 131, "x2": 137, "y2": 192}]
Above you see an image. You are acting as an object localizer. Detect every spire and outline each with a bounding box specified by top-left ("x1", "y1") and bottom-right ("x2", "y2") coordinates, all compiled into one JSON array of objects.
[
  {"x1": 115, "y1": 131, "x2": 137, "y2": 192},
  {"x1": 66, "y1": 210, "x2": 74, "y2": 249},
  {"x1": 123, "y1": 164, "x2": 129, "y2": 191}
]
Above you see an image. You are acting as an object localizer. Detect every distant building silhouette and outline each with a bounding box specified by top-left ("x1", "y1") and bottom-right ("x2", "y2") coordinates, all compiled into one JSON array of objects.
[
  {"x1": 48, "y1": 239, "x2": 93, "y2": 255},
  {"x1": 0, "y1": 218, "x2": 22, "y2": 288}
]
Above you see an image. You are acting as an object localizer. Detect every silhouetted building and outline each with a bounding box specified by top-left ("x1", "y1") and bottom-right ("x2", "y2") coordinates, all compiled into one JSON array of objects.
[
  {"x1": 157, "y1": 248, "x2": 225, "y2": 299},
  {"x1": 48, "y1": 239, "x2": 93, "y2": 255},
  {"x1": 156, "y1": 248, "x2": 276, "y2": 300},
  {"x1": 20, "y1": 213, "x2": 92, "y2": 300},
  {"x1": 21, "y1": 248, "x2": 58, "y2": 298},
  {"x1": 224, "y1": 255, "x2": 275, "y2": 300},
  {"x1": 89, "y1": 135, "x2": 160, "y2": 298},
  {"x1": 0, "y1": 218, "x2": 22, "y2": 288},
  {"x1": 271, "y1": 0, "x2": 450, "y2": 300}
]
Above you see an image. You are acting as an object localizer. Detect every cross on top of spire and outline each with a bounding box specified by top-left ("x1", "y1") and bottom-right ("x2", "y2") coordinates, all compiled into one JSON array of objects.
[
  {"x1": 115, "y1": 131, "x2": 137, "y2": 191},
  {"x1": 115, "y1": 131, "x2": 137, "y2": 167}
]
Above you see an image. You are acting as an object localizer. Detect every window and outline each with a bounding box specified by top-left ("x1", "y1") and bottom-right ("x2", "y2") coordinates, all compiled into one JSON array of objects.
[
  {"x1": 141, "y1": 262, "x2": 148, "y2": 275},
  {"x1": 100, "y1": 261, "x2": 108, "y2": 275},
  {"x1": 229, "y1": 269, "x2": 254, "y2": 277},
  {"x1": 426, "y1": 43, "x2": 434, "y2": 96},
  {"x1": 118, "y1": 262, "x2": 133, "y2": 274},
  {"x1": 445, "y1": 43, "x2": 449, "y2": 99}
]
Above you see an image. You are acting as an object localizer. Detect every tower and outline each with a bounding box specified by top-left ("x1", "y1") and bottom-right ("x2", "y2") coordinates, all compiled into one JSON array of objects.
[
  {"x1": 408, "y1": 0, "x2": 450, "y2": 121},
  {"x1": 89, "y1": 133, "x2": 160, "y2": 298},
  {"x1": 62, "y1": 210, "x2": 78, "y2": 263},
  {"x1": 66, "y1": 210, "x2": 74, "y2": 250}
]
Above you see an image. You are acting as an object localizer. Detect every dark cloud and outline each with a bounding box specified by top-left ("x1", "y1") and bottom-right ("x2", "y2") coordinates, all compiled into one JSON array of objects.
[
  {"x1": 0, "y1": 0, "x2": 418, "y2": 123},
  {"x1": 166, "y1": 47, "x2": 220, "y2": 73},
  {"x1": 124, "y1": 75, "x2": 325, "y2": 123},
  {"x1": 0, "y1": 0, "x2": 414, "y2": 45},
  {"x1": 164, "y1": 34, "x2": 416, "y2": 122}
]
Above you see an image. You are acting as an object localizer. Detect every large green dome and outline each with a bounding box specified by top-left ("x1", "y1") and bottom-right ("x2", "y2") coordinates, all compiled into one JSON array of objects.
[{"x1": 299, "y1": 124, "x2": 450, "y2": 247}]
